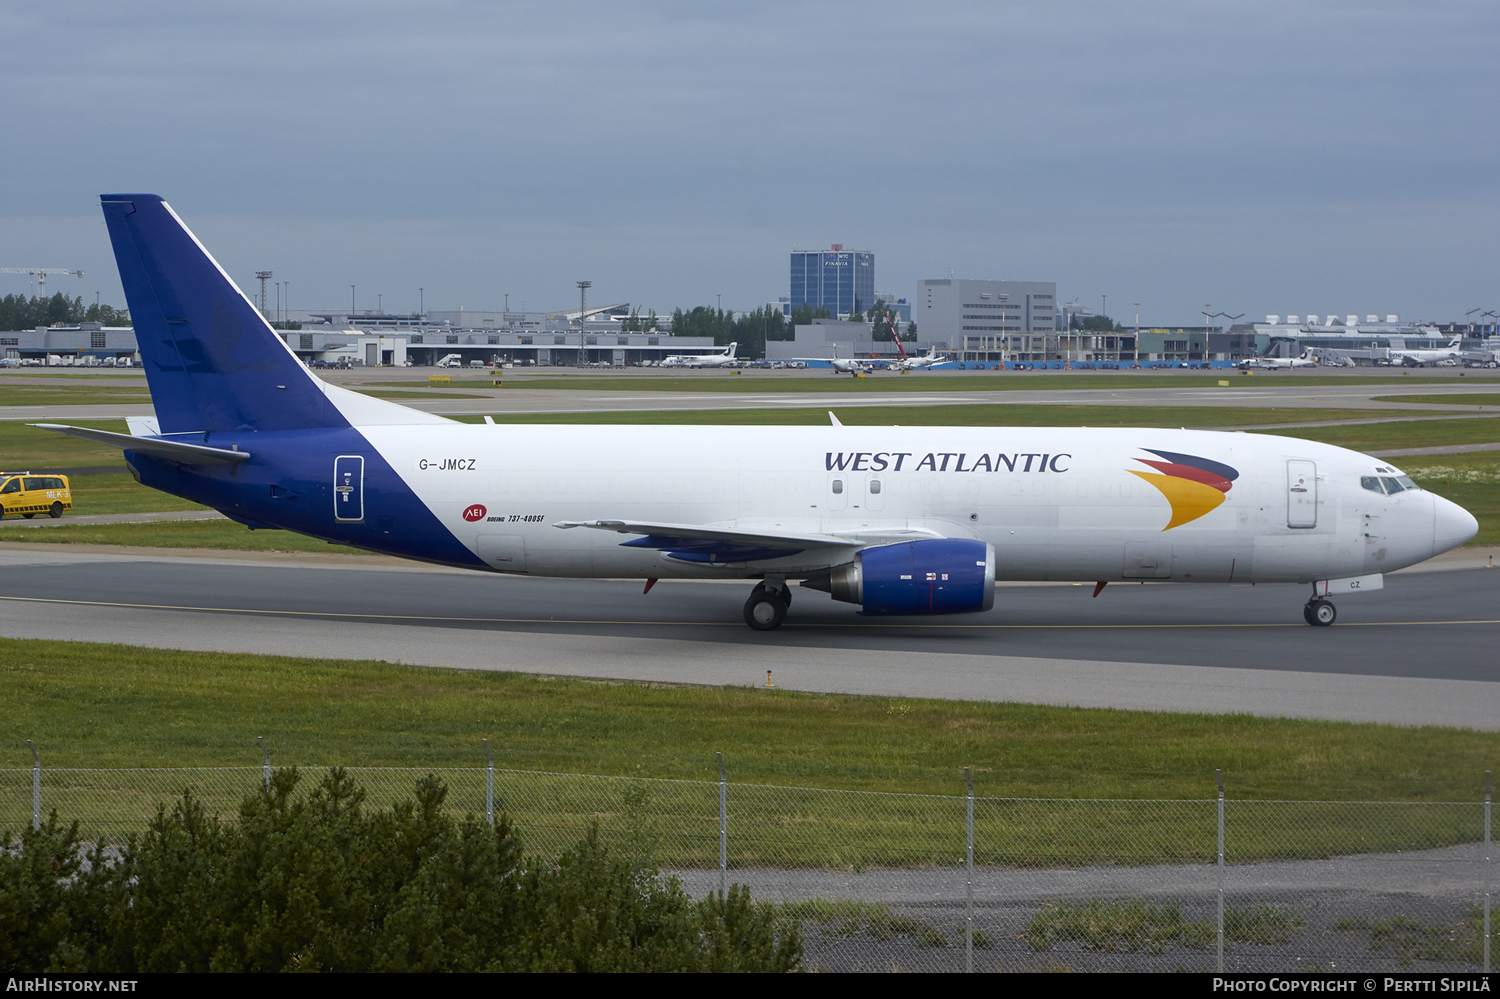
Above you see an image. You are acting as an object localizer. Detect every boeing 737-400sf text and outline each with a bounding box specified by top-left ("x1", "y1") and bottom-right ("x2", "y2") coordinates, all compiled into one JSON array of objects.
[{"x1": 35, "y1": 195, "x2": 1479, "y2": 631}]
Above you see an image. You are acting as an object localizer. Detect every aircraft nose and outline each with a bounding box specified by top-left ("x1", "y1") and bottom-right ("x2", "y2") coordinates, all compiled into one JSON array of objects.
[{"x1": 1431, "y1": 493, "x2": 1479, "y2": 556}]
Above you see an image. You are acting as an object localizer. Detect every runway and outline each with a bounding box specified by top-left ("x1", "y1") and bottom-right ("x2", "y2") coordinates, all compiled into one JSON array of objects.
[
  {"x1": 2, "y1": 543, "x2": 1496, "y2": 730},
  {"x1": 6, "y1": 368, "x2": 1500, "y2": 423}
]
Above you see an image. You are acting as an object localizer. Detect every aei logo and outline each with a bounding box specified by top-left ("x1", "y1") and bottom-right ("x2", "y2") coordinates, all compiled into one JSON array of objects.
[{"x1": 462, "y1": 504, "x2": 487, "y2": 522}]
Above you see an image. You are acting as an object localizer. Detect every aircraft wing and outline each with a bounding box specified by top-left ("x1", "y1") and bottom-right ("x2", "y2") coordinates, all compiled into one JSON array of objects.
[
  {"x1": 30, "y1": 423, "x2": 251, "y2": 465},
  {"x1": 554, "y1": 519, "x2": 945, "y2": 565}
]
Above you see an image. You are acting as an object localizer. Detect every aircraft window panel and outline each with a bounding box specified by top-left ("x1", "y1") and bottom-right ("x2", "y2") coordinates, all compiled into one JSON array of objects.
[
  {"x1": 869, "y1": 480, "x2": 881, "y2": 494},
  {"x1": 1395, "y1": 475, "x2": 1420, "y2": 491},
  {"x1": 1361, "y1": 476, "x2": 1385, "y2": 494},
  {"x1": 831, "y1": 479, "x2": 843, "y2": 494},
  {"x1": 1381, "y1": 476, "x2": 1404, "y2": 494}
]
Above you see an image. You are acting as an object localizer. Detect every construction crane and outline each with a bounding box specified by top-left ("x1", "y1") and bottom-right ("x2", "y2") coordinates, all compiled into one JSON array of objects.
[{"x1": 0, "y1": 268, "x2": 83, "y2": 299}]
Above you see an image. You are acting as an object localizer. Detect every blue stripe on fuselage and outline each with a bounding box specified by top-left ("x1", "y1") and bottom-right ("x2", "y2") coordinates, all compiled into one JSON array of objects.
[{"x1": 126, "y1": 427, "x2": 485, "y2": 568}]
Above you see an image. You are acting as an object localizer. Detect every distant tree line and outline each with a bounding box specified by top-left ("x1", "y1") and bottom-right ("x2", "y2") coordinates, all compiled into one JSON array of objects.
[
  {"x1": 0, "y1": 294, "x2": 130, "y2": 332},
  {"x1": 0, "y1": 768, "x2": 801, "y2": 973}
]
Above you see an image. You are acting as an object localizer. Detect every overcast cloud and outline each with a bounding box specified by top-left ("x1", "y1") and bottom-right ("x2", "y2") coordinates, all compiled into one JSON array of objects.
[{"x1": 1, "y1": 1, "x2": 1495, "y2": 324}]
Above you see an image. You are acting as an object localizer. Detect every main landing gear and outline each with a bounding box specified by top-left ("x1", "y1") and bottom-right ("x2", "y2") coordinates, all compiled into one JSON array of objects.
[
  {"x1": 1303, "y1": 595, "x2": 1337, "y2": 627},
  {"x1": 744, "y1": 581, "x2": 791, "y2": 632}
]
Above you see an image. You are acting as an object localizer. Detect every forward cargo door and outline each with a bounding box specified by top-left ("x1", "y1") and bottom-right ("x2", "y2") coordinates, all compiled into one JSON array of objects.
[{"x1": 334, "y1": 455, "x2": 365, "y2": 523}]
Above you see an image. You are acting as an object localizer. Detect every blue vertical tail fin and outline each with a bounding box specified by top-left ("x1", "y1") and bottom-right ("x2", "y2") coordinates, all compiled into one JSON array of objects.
[{"x1": 100, "y1": 194, "x2": 347, "y2": 435}]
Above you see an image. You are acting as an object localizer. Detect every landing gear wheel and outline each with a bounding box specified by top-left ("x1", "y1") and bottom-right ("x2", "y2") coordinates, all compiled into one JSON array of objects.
[
  {"x1": 1304, "y1": 599, "x2": 1336, "y2": 627},
  {"x1": 48, "y1": 503, "x2": 63, "y2": 519},
  {"x1": 749, "y1": 582, "x2": 790, "y2": 609},
  {"x1": 744, "y1": 590, "x2": 787, "y2": 631}
]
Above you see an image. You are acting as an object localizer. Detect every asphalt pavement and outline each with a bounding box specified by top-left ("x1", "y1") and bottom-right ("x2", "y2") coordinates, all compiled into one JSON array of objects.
[{"x1": 1, "y1": 543, "x2": 1495, "y2": 729}]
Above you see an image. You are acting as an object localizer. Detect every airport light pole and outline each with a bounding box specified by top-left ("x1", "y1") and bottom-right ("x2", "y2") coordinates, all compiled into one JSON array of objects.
[
  {"x1": 576, "y1": 281, "x2": 591, "y2": 367},
  {"x1": 419, "y1": 288, "x2": 424, "y2": 320},
  {"x1": 351, "y1": 286, "x2": 355, "y2": 316}
]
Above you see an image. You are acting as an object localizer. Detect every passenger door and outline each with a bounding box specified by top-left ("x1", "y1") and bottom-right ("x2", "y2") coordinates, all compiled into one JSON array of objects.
[{"x1": 1287, "y1": 460, "x2": 1317, "y2": 529}]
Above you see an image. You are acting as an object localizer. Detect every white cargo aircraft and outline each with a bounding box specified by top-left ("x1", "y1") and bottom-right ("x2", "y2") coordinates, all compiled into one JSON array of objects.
[
  {"x1": 36, "y1": 195, "x2": 1478, "y2": 632},
  {"x1": 662, "y1": 342, "x2": 738, "y2": 367}
]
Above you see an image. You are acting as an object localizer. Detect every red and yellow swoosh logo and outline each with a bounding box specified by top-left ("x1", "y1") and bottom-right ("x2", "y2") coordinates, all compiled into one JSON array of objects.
[{"x1": 1128, "y1": 448, "x2": 1239, "y2": 530}]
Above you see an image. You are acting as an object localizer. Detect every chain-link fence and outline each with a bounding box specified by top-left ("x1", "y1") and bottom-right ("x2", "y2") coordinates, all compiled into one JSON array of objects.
[{"x1": 2, "y1": 756, "x2": 1491, "y2": 974}]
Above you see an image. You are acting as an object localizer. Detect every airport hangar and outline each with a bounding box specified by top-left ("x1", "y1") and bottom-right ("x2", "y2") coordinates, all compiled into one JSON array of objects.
[{"x1": 0, "y1": 322, "x2": 722, "y2": 367}]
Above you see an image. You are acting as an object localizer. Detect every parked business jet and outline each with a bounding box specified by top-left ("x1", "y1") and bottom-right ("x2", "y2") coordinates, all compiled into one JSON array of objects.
[
  {"x1": 1388, "y1": 337, "x2": 1466, "y2": 367},
  {"x1": 662, "y1": 342, "x2": 739, "y2": 368},
  {"x1": 36, "y1": 195, "x2": 1478, "y2": 633},
  {"x1": 1234, "y1": 348, "x2": 1320, "y2": 370}
]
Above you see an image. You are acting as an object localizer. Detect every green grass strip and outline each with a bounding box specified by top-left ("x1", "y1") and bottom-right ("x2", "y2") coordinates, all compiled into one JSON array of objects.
[
  {"x1": 1373, "y1": 393, "x2": 1500, "y2": 407},
  {"x1": 440, "y1": 373, "x2": 1500, "y2": 394},
  {"x1": 0, "y1": 519, "x2": 371, "y2": 552},
  {"x1": 2, "y1": 637, "x2": 1494, "y2": 796}
]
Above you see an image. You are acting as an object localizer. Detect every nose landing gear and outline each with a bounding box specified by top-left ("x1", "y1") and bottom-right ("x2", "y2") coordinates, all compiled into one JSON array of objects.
[
  {"x1": 1303, "y1": 596, "x2": 1336, "y2": 627},
  {"x1": 744, "y1": 580, "x2": 790, "y2": 631}
]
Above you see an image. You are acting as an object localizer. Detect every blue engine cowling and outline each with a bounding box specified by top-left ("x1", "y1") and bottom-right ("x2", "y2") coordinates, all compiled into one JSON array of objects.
[{"x1": 821, "y1": 538, "x2": 996, "y2": 615}]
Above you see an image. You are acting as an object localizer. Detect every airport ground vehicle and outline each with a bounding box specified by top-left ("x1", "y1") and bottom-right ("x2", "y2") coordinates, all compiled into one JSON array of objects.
[
  {"x1": 0, "y1": 472, "x2": 71, "y2": 519},
  {"x1": 35, "y1": 194, "x2": 1480, "y2": 633}
]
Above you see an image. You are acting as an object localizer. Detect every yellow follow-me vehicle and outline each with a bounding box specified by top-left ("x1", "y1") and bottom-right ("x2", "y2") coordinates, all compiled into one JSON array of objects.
[{"x1": 0, "y1": 472, "x2": 72, "y2": 519}]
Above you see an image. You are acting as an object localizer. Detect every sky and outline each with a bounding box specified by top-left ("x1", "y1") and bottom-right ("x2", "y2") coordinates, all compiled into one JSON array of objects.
[{"x1": 1, "y1": 0, "x2": 1496, "y2": 326}]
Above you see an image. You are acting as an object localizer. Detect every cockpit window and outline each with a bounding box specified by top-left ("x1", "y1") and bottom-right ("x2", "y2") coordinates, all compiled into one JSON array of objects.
[{"x1": 1362, "y1": 475, "x2": 1422, "y2": 495}]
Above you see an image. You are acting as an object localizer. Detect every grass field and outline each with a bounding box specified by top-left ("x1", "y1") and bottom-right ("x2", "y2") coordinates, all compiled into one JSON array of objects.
[
  {"x1": 0, "y1": 519, "x2": 369, "y2": 552},
  {"x1": 0, "y1": 419, "x2": 131, "y2": 469},
  {"x1": 2, "y1": 638, "x2": 1493, "y2": 798},
  {"x1": 409, "y1": 372, "x2": 1500, "y2": 394},
  {"x1": 1, "y1": 639, "x2": 1493, "y2": 862},
  {"x1": 1251, "y1": 416, "x2": 1500, "y2": 451},
  {"x1": 360, "y1": 389, "x2": 490, "y2": 399},
  {"x1": 0, "y1": 387, "x2": 151, "y2": 407},
  {"x1": 1373, "y1": 393, "x2": 1500, "y2": 407}
]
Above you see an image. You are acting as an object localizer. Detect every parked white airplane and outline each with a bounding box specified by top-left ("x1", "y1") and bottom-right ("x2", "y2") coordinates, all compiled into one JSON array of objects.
[
  {"x1": 796, "y1": 344, "x2": 872, "y2": 375},
  {"x1": 1388, "y1": 337, "x2": 1466, "y2": 367},
  {"x1": 37, "y1": 195, "x2": 1478, "y2": 633},
  {"x1": 888, "y1": 345, "x2": 946, "y2": 372},
  {"x1": 1234, "y1": 348, "x2": 1320, "y2": 370},
  {"x1": 662, "y1": 342, "x2": 738, "y2": 367}
]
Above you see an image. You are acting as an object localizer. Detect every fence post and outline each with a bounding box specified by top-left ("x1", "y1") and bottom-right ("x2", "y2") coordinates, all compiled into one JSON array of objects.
[
  {"x1": 717, "y1": 752, "x2": 727, "y2": 897},
  {"x1": 965, "y1": 766, "x2": 974, "y2": 974},
  {"x1": 257, "y1": 737, "x2": 270, "y2": 791},
  {"x1": 27, "y1": 741, "x2": 39, "y2": 832},
  {"x1": 483, "y1": 739, "x2": 495, "y2": 826},
  {"x1": 1485, "y1": 769, "x2": 1491, "y2": 973},
  {"x1": 1216, "y1": 769, "x2": 1226, "y2": 972}
]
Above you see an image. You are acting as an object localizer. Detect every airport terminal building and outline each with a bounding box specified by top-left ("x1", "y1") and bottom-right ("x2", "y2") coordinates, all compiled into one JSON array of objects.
[{"x1": 0, "y1": 321, "x2": 720, "y2": 367}]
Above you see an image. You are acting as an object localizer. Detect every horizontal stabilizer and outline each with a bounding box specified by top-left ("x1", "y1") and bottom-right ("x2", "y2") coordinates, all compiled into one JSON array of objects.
[{"x1": 30, "y1": 424, "x2": 250, "y2": 465}]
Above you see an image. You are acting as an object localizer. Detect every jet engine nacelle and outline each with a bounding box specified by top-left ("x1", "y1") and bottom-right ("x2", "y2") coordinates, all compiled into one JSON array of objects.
[{"x1": 810, "y1": 538, "x2": 996, "y2": 615}]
